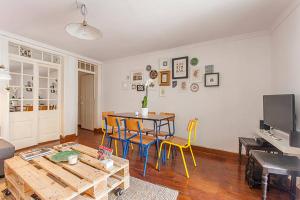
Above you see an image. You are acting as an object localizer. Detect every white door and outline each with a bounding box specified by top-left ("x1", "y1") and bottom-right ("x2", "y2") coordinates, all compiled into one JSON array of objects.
[{"x1": 80, "y1": 74, "x2": 94, "y2": 130}]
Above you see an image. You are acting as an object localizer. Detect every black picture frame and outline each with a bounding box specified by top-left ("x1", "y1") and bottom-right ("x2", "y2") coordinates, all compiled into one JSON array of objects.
[
  {"x1": 172, "y1": 56, "x2": 189, "y2": 79},
  {"x1": 205, "y1": 73, "x2": 219, "y2": 87},
  {"x1": 136, "y1": 84, "x2": 145, "y2": 91}
]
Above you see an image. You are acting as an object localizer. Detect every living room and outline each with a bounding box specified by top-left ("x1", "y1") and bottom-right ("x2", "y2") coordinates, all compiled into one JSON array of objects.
[{"x1": 0, "y1": 0, "x2": 300, "y2": 199}]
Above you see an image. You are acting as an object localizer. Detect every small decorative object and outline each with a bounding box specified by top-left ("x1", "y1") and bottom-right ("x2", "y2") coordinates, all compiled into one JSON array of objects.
[
  {"x1": 97, "y1": 145, "x2": 114, "y2": 169},
  {"x1": 131, "y1": 84, "x2": 137, "y2": 90},
  {"x1": 159, "y1": 58, "x2": 169, "y2": 70},
  {"x1": 149, "y1": 70, "x2": 158, "y2": 79},
  {"x1": 146, "y1": 65, "x2": 152, "y2": 71},
  {"x1": 205, "y1": 65, "x2": 214, "y2": 73},
  {"x1": 135, "y1": 111, "x2": 139, "y2": 116},
  {"x1": 50, "y1": 150, "x2": 80, "y2": 163},
  {"x1": 68, "y1": 154, "x2": 78, "y2": 165},
  {"x1": 130, "y1": 71, "x2": 144, "y2": 83},
  {"x1": 172, "y1": 56, "x2": 189, "y2": 79},
  {"x1": 159, "y1": 87, "x2": 166, "y2": 97},
  {"x1": 0, "y1": 64, "x2": 5, "y2": 69},
  {"x1": 190, "y1": 57, "x2": 199, "y2": 66},
  {"x1": 190, "y1": 83, "x2": 199, "y2": 92},
  {"x1": 205, "y1": 73, "x2": 219, "y2": 87},
  {"x1": 121, "y1": 81, "x2": 130, "y2": 90},
  {"x1": 137, "y1": 84, "x2": 145, "y2": 91},
  {"x1": 172, "y1": 80, "x2": 177, "y2": 88},
  {"x1": 159, "y1": 70, "x2": 171, "y2": 86},
  {"x1": 20, "y1": 46, "x2": 32, "y2": 58},
  {"x1": 178, "y1": 81, "x2": 188, "y2": 92},
  {"x1": 190, "y1": 66, "x2": 202, "y2": 82},
  {"x1": 19, "y1": 148, "x2": 53, "y2": 161},
  {"x1": 25, "y1": 81, "x2": 33, "y2": 92}
]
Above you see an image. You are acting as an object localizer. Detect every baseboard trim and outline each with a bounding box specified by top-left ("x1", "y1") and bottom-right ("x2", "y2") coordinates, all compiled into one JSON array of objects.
[
  {"x1": 60, "y1": 134, "x2": 77, "y2": 141},
  {"x1": 191, "y1": 145, "x2": 243, "y2": 161}
]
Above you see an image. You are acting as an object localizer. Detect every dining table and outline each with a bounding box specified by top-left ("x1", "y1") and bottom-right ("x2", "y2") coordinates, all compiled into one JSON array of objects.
[{"x1": 108, "y1": 112, "x2": 175, "y2": 154}]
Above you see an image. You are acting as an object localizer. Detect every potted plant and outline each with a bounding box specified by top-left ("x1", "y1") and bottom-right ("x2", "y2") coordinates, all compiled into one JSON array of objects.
[{"x1": 141, "y1": 79, "x2": 152, "y2": 116}]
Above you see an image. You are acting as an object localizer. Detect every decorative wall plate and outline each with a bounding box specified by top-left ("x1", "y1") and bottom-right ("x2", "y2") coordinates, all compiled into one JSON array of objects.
[
  {"x1": 149, "y1": 70, "x2": 158, "y2": 79},
  {"x1": 146, "y1": 65, "x2": 152, "y2": 71},
  {"x1": 190, "y1": 57, "x2": 198, "y2": 66},
  {"x1": 190, "y1": 83, "x2": 199, "y2": 92}
]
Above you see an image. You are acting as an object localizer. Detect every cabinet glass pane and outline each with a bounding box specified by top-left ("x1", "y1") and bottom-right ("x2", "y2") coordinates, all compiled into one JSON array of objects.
[
  {"x1": 91, "y1": 65, "x2": 95, "y2": 72},
  {"x1": 23, "y1": 100, "x2": 33, "y2": 112},
  {"x1": 9, "y1": 60, "x2": 21, "y2": 73},
  {"x1": 39, "y1": 100, "x2": 48, "y2": 110},
  {"x1": 49, "y1": 68, "x2": 58, "y2": 79},
  {"x1": 39, "y1": 67, "x2": 48, "y2": 77},
  {"x1": 49, "y1": 100, "x2": 57, "y2": 110},
  {"x1": 39, "y1": 89, "x2": 48, "y2": 100},
  {"x1": 8, "y1": 43, "x2": 19, "y2": 55},
  {"x1": 31, "y1": 49, "x2": 43, "y2": 60},
  {"x1": 43, "y1": 53, "x2": 52, "y2": 62},
  {"x1": 39, "y1": 78, "x2": 48, "y2": 88},
  {"x1": 23, "y1": 63, "x2": 34, "y2": 75},
  {"x1": 9, "y1": 87, "x2": 21, "y2": 99},
  {"x1": 23, "y1": 75, "x2": 33, "y2": 88},
  {"x1": 53, "y1": 55, "x2": 60, "y2": 64},
  {"x1": 23, "y1": 88, "x2": 33, "y2": 99},
  {"x1": 9, "y1": 74, "x2": 21, "y2": 86},
  {"x1": 10, "y1": 100, "x2": 21, "y2": 112}
]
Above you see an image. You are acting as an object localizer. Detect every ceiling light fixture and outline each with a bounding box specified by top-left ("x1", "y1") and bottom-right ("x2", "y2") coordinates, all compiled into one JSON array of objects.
[{"x1": 65, "y1": 2, "x2": 102, "y2": 40}]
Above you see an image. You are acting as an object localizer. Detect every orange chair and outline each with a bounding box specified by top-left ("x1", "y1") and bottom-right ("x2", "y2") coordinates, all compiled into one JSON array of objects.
[
  {"x1": 100, "y1": 111, "x2": 115, "y2": 145},
  {"x1": 125, "y1": 119, "x2": 158, "y2": 176},
  {"x1": 156, "y1": 118, "x2": 198, "y2": 178}
]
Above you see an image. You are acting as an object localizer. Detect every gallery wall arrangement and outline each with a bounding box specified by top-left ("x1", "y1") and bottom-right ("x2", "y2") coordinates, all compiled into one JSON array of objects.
[{"x1": 121, "y1": 56, "x2": 221, "y2": 97}]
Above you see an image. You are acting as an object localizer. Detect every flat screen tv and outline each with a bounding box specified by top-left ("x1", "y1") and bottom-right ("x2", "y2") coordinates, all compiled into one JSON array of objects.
[{"x1": 263, "y1": 94, "x2": 296, "y2": 134}]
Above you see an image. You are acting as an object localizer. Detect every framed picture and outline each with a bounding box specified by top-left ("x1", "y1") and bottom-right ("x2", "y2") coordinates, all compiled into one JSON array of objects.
[
  {"x1": 159, "y1": 70, "x2": 171, "y2": 86},
  {"x1": 190, "y1": 66, "x2": 202, "y2": 82},
  {"x1": 137, "y1": 84, "x2": 145, "y2": 91},
  {"x1": 131, "y1": 84, "x2": 137, "y2": 90},
  {"x1": 172, "y1": 56, "x2": 188, "y2": 79},
  {"x1": 130, "y1": 71, "x2": 144, "y2": 83},
  {"x1": 159, "y1": 58, "x2": 169, "y2": 70},
  {"x1": 178, "y1": 80, "x2": 188, "y2": 92},
  {"x1": 159, "y1": 87, "x2": 166, "y2": 97},
  {"x1": 205, "y1": 73, "x2": 219, "y2": 87}
]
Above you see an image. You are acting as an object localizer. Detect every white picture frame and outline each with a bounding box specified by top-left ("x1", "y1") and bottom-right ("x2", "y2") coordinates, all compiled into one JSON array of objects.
[{"x1": 159, "y1": 58, "x2": 170, "y2": 70}]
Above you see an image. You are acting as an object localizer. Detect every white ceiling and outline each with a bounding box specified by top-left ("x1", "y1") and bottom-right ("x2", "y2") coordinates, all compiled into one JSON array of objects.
[{"x1": 0, "y1": 0, "x2": 294, "y2": 61}]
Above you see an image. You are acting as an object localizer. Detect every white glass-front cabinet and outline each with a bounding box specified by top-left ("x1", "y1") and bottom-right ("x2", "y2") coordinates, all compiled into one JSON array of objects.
[{"x1": 8, "y1": 56, "x2": 60, "y2": 149}]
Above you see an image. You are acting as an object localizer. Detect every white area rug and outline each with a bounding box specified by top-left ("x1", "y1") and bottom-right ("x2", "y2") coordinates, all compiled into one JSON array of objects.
[{"x1": 0, "y1": 177, "x2": 178, "y2": 200}]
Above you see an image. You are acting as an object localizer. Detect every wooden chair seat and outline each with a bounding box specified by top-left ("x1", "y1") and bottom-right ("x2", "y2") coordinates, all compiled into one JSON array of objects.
[
  {"x1": 104, "y1": 127, "x2": 124, "y2": 133},
  {"x1": 110, "y1": 132, "x2": 136, "y2": 140},
  {"x1": 130, "y1": 135, "x2": 156, "y2": 145},
  {"x1": 147, "y1": 130, "x2": 170, "y2": 137},
  {"x1": 164, "y1": 136, "x2": 187, "y2": 147}
]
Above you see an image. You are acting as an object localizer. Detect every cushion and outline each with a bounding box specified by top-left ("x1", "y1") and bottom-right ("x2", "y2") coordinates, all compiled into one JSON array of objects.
[{"x1": 0, "y1": 139, "x2": 15, "y2": 159}]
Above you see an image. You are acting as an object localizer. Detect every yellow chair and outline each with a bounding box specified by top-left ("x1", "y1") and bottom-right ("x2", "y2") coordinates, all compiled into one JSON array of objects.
[
  {"x1": 156, "y1": 118, "x2": 198, "y2": 178},
  {"x1": 100, "y1": 111, "x2": 115, "y2": 146}
]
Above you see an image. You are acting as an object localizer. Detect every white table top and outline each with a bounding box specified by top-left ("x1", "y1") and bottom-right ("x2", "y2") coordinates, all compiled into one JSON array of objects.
[{"x1": 256, "y1": 129, "x2": 300, "y2": 155}]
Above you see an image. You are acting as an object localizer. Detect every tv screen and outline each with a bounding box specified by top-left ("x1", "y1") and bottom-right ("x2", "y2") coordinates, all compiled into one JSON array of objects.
[{"x1": 263, "y1": 94, "x2": 296, "y2": 134}]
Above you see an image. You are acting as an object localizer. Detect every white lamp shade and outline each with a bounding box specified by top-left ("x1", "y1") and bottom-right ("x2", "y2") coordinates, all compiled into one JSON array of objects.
[{"x1": 65, "y1": 23, "x2": 102, "y2": 40}]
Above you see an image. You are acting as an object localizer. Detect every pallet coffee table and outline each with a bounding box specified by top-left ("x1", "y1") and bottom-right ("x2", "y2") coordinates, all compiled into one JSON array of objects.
[{"x1": 4, "y1": 143, "x2": 129, "y2": 200}]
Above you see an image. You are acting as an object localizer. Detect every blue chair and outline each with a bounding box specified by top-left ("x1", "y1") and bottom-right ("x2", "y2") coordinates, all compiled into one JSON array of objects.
[
  {"x1": 105, "y1": 116, "x2": 136, "y2": 158},
  {"x1": 124, "y1": 118, "x2": 158, "y2": 176}
]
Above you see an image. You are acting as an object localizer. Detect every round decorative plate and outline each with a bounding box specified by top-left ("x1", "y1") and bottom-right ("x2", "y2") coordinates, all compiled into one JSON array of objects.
[
  {"x1": 149, "y1": 70, "x2": 158, "y2": 79},
  {"x1": 190, "y1": 57, "x2": 198, "y2": 66},
  {"x1": 190, "y1": 83, "x2": 199, "y2": 92},
  {"x1": 146, "y1": 65, "x2": 152, "y2": 71}
]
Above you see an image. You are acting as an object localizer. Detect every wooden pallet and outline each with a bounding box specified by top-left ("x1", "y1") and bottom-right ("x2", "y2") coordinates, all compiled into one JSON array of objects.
[{"x1": 4, "y1": 143, "x2": 130, "y2": 200}]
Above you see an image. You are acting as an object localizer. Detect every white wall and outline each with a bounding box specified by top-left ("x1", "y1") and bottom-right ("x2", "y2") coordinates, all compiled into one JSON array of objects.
[
  {"x1": 62, "y1": 56, "x2": 78, "y2": 136},
  {"x1": 271, "y1": 2, "x2": 300, "y2": 131},
  {"x1": 102, "y1": 33, "x2": 271, "y2": 153}
]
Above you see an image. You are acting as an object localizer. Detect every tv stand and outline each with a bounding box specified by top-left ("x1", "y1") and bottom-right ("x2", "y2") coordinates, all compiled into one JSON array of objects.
[{"x1": 256, "y1": 129, "x2": 300, "y2": 155}]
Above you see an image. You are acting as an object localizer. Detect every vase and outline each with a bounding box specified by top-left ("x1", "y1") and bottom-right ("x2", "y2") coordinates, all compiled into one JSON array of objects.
[{"x1": 141, "y1": 107, "x2": 149, "y2": 116}]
